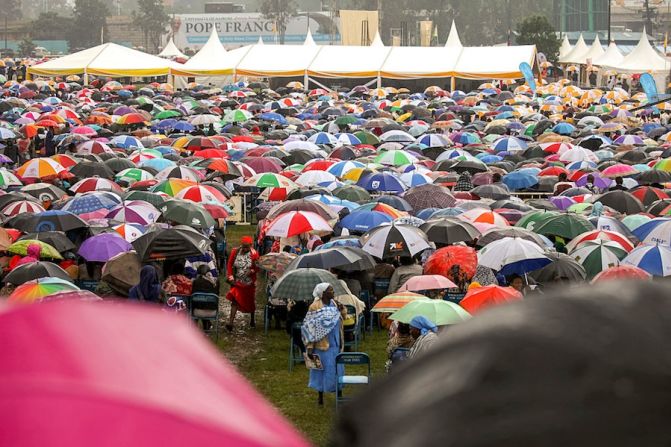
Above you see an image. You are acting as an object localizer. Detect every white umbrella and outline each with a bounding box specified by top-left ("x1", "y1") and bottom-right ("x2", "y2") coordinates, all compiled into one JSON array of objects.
[
  {"x1": 478, "y1": 236, "x2": 550, "y2": 274},
  {"x1": 361, "y1": 223, "x2": 431, "y2": 259},
  {"x1": 265, "y1": 211, "x2": 333, "y2": 238}
]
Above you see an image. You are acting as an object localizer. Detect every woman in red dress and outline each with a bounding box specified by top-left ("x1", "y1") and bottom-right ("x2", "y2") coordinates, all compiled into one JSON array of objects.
[{"x1": 225, "y1": 236, "x2": 259, "y2": 331}]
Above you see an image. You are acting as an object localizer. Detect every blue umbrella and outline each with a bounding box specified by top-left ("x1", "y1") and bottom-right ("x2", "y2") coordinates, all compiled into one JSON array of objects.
[
  {"x1": 492, "y1": 136, "x2": 528, "y2": 153},
  {"x1": 60, "y1": 193, "x2": 121, "y2": 214},
  {"x1": 259, "y1": 112, "x2": 287, "y2": 125},
  {"x1": 306, "y1": 194, "x2": 359, "y2": 210},
  {"x1": 478, "y1": 154, "x2": 503, "y2": 164},
  {"x1": 552, "y1": 122, "x2": 576, "y2": 135},
  {"x1": 315, "y1": 237, "x2": 362, "y2": 250},
  {"x1": 156, "y1": 119, "x2": 178, "y2": 130},
  {"x1": 173, "y1": 121, "x2": 195, "y2": 132},
  {"x1": 431, "y1": 207, "x2": 466, "y2": 218},
  {"x1": 502, "y1": 171, "x2": 539, "y2": 190},
  {"x1": 141, "y1": 158, "x2": 176, "y2": 171},
  {"x1": 339, "y1": 210, "x2": 393, "y2": 233},
  {"x1": 622, "y1": 244, "x2": 671, "y2": 277},
  {"x1": 416, "y1": 208, "x2": 440, "y2": 220},
  {"x1": 111, "y1": 135, "x2": 143, "y2": 149},
  {"x1": 153, "y1": 146, "x2": 177, "y2": 156},
  {"x1": 357, "y1": 172, "x2": 406, "y2": 193}
]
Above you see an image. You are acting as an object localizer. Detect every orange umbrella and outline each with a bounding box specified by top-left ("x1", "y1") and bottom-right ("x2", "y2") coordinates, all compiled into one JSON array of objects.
[
  {"x1": 459, "y1": 285, "x2": 522, "y2": 314},
  {"x1": 371, "y1": 291, "x2": 426, "y2": 313}
]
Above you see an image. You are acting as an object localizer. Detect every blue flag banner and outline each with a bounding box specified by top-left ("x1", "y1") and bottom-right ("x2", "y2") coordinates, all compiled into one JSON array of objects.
[
  {"x1": 519, "y1": 62, "x2": 536, "y2": 93},
  {"x1": 640, "y1": 73, "x2": 660, "y2": 103}
]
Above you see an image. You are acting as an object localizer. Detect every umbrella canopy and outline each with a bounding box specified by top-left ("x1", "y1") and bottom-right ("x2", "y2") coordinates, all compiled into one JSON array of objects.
[
  {"x1": 270, "y1": 268, "x2": 348, "y2": 301},
  {"x1": 8, "y1": 277, "x2": 80, "y2": 303},
  {"x1": 371, "y1": 291, "x2": 427, "y2": 313},
  {"x1": 403, "y1": 184, "x2": 456, "y2": 211},
  {"x1": 631, "y1": 218, "x2": 671, "y2": 246},
  {"x1": 594, "y1": 190, "x2": 644, "y2": 215},
  {"x1": 530, "y1": 251, "x2": 587, "y2": 283},
  {"x1": 569, "y1": 240, "x2": 628, "y2": 278},
  {"x1": 361, "y1": 224, "x2": 430, "y2": 259},
  {"x1": 0, "y1": 300, "x2": 309, "y2": 446},
  {"x1": 478, "y1": 236, "x2": 551, "y2": 275},
  {"x1": 4, "y1": 261, "x2": 71, "y2": 285},
  {"x1": 622, "y1": 244, "x2": 671, "y2": 277},
  {"x1": 78, "y1": 232, "x2": 133, "y2": 262},
  {"x1": 265, "y1": 211, "x2": 333, "y2": 238},
  {"x1": 591, "y1": 265, "x2": 652, "y2": 282},
  {"x1": 389, "y1": 298, "x2": 471, "y2": 325},
  {"x1": 533, "y1": 213, "x2": 594, "y2": 240},
  {"x1": 7, "y1": 210, "x2": 87, "y2": 232},
  {"x1": 257, "y1": 252, "x2": 298, "y2": 276},
  {"x1": 398, "y1": 274, "x2": 457, "y2": 292},
  {"x1": 459, "y1": 285, "x2": 522, "y2": 314},
  {"x1": 18, "y1": 231, "x2": 75, "y2": 252},
  {"x1": 424, "y1": 245, "x2": 478, "y2": 283},
  {"x1": 8, "y1": 239, "x2": 63, "y2": 259},
  {"x1": 419, "y1": 218, "x2": 480, "y2": 245},
  {"x1": 131, "y1": 226, "x2": 211, "y2": 262},
  {"x1": 160, "y1": 200, "x2": 216, "y2": 229},
  {"x1": 286, "y1": 246, "x2": 376, "y2": 272}
]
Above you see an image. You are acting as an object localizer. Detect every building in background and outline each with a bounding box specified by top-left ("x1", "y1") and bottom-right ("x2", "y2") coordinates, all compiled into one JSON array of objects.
[{"x1": 553, "y1": 0, "x2": 610, "y2": 34}]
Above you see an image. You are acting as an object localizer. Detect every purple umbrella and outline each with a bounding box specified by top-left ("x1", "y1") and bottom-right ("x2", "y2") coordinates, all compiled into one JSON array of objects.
[
  {"x1": 78, "y1": 233, "x2": 132, "y2": 262},
  {"x1": 549, "y1": 196, "x2": 576, "y2": 211},
  {"x1": 575, "y1": 173, "x2": 613, "y2": 189}
]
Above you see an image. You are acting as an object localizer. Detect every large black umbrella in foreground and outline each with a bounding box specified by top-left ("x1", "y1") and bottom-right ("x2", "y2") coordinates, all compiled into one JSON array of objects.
[
  {"x1": 4, "y1": 261, "x2": 71, "y2": 285},
  {"x1": 285, "y1": 247, "x2": 376, "y2": 272},
  {"x1": 7, "y1": 210, "x2": 87, "y2": 232},
  {"x1": 132, "y1": 225, "x2": 211, "y2": 261},
  {"x1": 332, "y1": 281, "x2": 671, "y2": 447},
  {"x1": 19, "y1": 231, "x2": 76, "y2": 252}
]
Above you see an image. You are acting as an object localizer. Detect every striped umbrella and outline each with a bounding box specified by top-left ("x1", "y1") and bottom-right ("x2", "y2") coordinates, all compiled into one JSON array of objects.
[
  {"x1": 115, "y1": 168, "x2": 154, "y2": 184},
  {"x1": 16, "y1": 159, "x2": 66, "y2": 180},
  {"x1": 460, "y1": 209, "x2": 509, "y2": 227},
  {"x1": 372, "y1": 292, "x2": 428, "y2": 313},
  {"x1": 70, "y1": 178, "x2": 123, "y2": 194},
  {"x1": 106, "y1": 201, "x2": 161, "y2": 225},
  {"x1": 622, "y1": 244, "x2": 671, "y2": 277},
  {"x1": 244, "y1": 173, "x2": 297, "y2": 189},
  {"x1": 61, "y1": 192, "x2": 121, "y2": 214},
  {"x1": 389, "y1": 298, "x2": 471, "y2": 325},
  {"x1": 374, "y1": 150, "x2": 418, "y2": 166},
  {"x1": 1, "y1": 200, "x2": 45, "y2": 216},
  {"x1": 566, "y1": 230, "x2": 635, "y2": 252},
  {"x1": 155, "y1": 166, "x2": 203, "y2": 182},
  {"x1": 151, "y1": 179, "x2": 198, "y2": 196},
  {"x1": 569, "y1": 240, "x2": 628, "y2": 278},
  {"x1": 8, "y1": 277, "x2": 80, "y2": 303},
  {"x1": 631, "y1": 218, "x2": 671, "y2": 246},
  {"x1": 176, "y1": 185, "x2": 228, "y2": 204},
  {"x1": 265, "y1": 211, "x2": 333, "y2": 238},
  {"x1": 113, "y1": 223, "x2": 145, "y2": 242}
]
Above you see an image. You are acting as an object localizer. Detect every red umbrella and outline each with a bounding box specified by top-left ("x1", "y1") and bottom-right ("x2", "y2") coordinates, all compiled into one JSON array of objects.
[
  {"x1": 459, "y1": 285, "x2": 522, "y2": 314},
  {"x1": 591, "y1": 265, "x2": 652, "y2": 282},
  {"x1": 303, "y1": 160, "x2": 337, "y2": 172},
  {"x1": 424, "y1": 246, "x2": 478, "y2": 283},
  {"x1": 0, "y1": 300, "x2": 309, "y2": 447},
  {"x1": 242, "y1": 157, "x2": 283, "y2": 173},
  {"x1": 193, "y1": 149, "x2": 229, "y2": 159},
  {"x1": 630, "y1": 186, "x2": 668, "y2": 207}
]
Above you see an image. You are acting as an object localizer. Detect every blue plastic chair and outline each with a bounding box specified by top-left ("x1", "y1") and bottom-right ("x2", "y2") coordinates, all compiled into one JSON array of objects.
[
  {"x1": 288, "y1": 322, "x2": 304, "y2": 372},
  {"x1": 190, "y1": 292, "x2": 220, "y2": 340},
  {"x1": 336, "y1": 352, "x2": 371, "y2": 410}
]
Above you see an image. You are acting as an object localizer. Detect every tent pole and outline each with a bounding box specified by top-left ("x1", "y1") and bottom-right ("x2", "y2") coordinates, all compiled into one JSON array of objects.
[
  {"x1": 84, "y1": 69, "x2": 89, "y2": 86},
  {"x1": 450, "y1": 76, "x2": 456, "y2": 92},
  {"x1": 376, "y1": 75, "x2": 381, "y2": 88},
  {"x1": 304, "y1": 71, "x2": 309, "y2": 90}
]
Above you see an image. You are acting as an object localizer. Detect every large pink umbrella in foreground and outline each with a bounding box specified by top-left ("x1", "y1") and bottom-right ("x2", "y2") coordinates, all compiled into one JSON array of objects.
[{"x1": 0, "y1": 301, "x2": 309, "y2": 447}]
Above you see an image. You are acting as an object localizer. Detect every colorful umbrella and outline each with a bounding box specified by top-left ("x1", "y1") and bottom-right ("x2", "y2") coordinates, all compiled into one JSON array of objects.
[
  {"x1": 569, "y1": 240, "x2": 628, "y2": 278},
  {"x1": 591, "y1": 265, "x2": 652, "y2": 282},
  {"x1": 398, "y1": 274, "x2": 457, "y2": 292},
  {"x1": 459, "y1": 285, "x2": 522, "y2": 314},
  {"x1": 371, "y1": 291, "x2": 426, "y2": 313},
  {"x1": 622, "y1": 244, "x2": 671, "y2": 277},
  {"x1": 389, "y1": 298, "x2": 471, "y2": 325},
  {"x1": 8, "y1": 277, "x2": 80, "y2": 303},
  {"x1": 424, "y1": 245, "x2": 478, "y2": 282},
  {"x1": 78, "y1": 233, "x2": 133, "y2": 262},
  {"x1": 265, "y1": 211, "x2": 333, "y2": 238}
]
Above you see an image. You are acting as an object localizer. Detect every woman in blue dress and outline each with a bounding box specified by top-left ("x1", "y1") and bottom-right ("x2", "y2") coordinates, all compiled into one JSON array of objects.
[{"x1": 302, "y1": 283, "x2": 347, "y2": 406}]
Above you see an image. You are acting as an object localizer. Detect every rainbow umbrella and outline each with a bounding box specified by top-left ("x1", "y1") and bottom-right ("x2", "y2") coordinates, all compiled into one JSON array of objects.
[
  {"x1": 151, "y1": 178, "x2": 198, "y2": 196},
  {"x1": 654, "y1": 159, "x2": 671, "y2": 172},
  {"x1": 8, "y1": 277, "x2": 80, "y2": 303}
]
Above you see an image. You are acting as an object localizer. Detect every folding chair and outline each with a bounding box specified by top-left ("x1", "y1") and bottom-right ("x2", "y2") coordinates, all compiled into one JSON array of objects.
[
  {"x1": 389, "y1": 347, "x2": 411, "y2": 373},
  {"x1": 77, "y1": 279, "x2": 99, "y2": 292},
  {"x1": 336, "y1": 352, "x2": 371, "y2": 410},
  {"x1": 288, "y1": 322, "x2": 304, "y2": 372},
  {"x1": 343, "y1": 304, "x2": 360, "y2": 351},
  {"x1": 264, "y1": 283, "x2": 287, "y2": 335},
  {"x1": 359, "y1": 289, "x2": 378, "y2": 334},
  {"x1": 190, "y1": 292, "x2": 220, "y2": 341}
]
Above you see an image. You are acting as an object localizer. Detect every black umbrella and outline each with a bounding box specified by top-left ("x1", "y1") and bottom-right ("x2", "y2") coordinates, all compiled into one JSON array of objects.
[
  {"x1": 490, "y1": 200, "x2": 533, "y2": 212},
  {"x1": 333, "y1": 185, "x2": 370, "y2": 203},
  {"x1": 419, "y1": 217, "x2": 480, "y2": 245},
  {"x1": 132, "y1": 225, "x2": 211, "y2": 262},
  {"x1": 20, "y1": 183, "x2": 67, "y2": 202},
  {"x1": 374, "y1": 195, "x2": 413, "y2": 212},
  {"x1": 7, "y1": 210, "x2": 87, "y2": 232},
  {"x1": 530, "y1": 252, "x2": 587, "y2": 283},
  {"x1": 332, "y1": 281, "x2": 671, "y2": 447},
  {"x1": 4, "y1": 261, "x2": 71, "y2": 285},
  {"x1": 286, "y1": 187, "x2": 331, "y2": 200},
  {"x1": 19, "y1": 231, "x2": 76, "y2": 252},
  {"x1": 639, "y1": 169, "x2": 671, "y2": 185},
  {"x1": 104, "y1": 157, "x2": 136, "y2": 173},
  {"x1": 70, "y1": 161, "x2": 115, "y2": 180},
  {"x1": 476, "y1": 226, "x2": 547, "y2": 247},
  {"x1": 595, "y1": 190, "x2": 644, "y2": 215},
  {"x1": 471, "y1": 184, "x2": 510, "y2": 200},
  {"x1": 525, "y1": 199, "x2": 558, "y2": 211},
  {"x1": 404, "y1": 184, "x2": 456, "y2": 211},
  {"x1": 286, "y1": 247, "x2": 376, "y2": 272}
]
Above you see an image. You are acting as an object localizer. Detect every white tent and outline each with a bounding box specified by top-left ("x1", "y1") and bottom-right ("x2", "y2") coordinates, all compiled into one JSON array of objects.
[
  {"x1": 445, "y1": 20, "x2": 462, "y2": 48},
  {"x1": 592, "y1": 41, "x2": 624, "y2": 67},
  {"x1": 380, "y1": 46, "x2": 460, "y2": 79},
  {"x1": 236, "y1": 30, "x2": 321, "y2": 77},
  {"x1": 605, "y1": 29, "x2": 671, "y2": 73},
  {"x1": 558, "y1": 36, "x2": 572, "y2": 60},
  {"x1": 158, "y1": 38, "x2": 186, "y2": 59},
  {"x1": 581, "y1": 36, "x2": 605, "y2": 64},
  {"x1": 29, "y1": 43, "x2": 177, "y2": 81},
  {"x1": 559, "y1": 34, "x2": 589, "y2": 64},
  {"x1": 172, "y1": 29, "x2": 249, "y2": 76},
  {"x1": 307, "y1": 33, "x2": 392, "y2": 79},
  {"x1": 453, "y1": 45, "x2": 536, "y2": 79}
]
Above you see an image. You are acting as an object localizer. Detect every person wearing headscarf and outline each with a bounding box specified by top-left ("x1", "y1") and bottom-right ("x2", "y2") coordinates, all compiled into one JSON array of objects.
[
  {"x1": 225, "y1": 235, "x2": 259, "y2": 331},
  {"x1": 454, "y1": 172, "x2": 474, "y2": 192},
  {"x1": 302, "y1": 282, "x2": 347, "y2": 406},
  {"x1": 408, "y1": 315, "x2": 439, "y2": 358},
  {"x1": 129, "y1": 265, "x2": 161, "y2": 303},
  {"x1": 14, "y1": 243, "x2": 41, "y2": 268}
]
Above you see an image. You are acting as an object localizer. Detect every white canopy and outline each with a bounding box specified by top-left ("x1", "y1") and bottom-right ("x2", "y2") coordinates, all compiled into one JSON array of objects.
[
  {"x1": 158, "y1": 38, "x2": 186, "y2": 59},
  {"x1": 236, "y1": 30, "x2": 321, "y2": 77},
  {"x1": 454, "y1": 45, "x2": 537, "y2": 79},
  {"x1": 581, "y1": 36, "x2": 605, "y2": 64},
  {"x1": 559, "y1": 34, "x2": 589, "y2": 64},
  {"x1": 558, "y1": 36, "x2": 572, "y2": 60},
  {"x1": 172, "y1": 29, "x2": 249, "y2": 76},
  {"x1": 29, "y1": 43, "x2": 177, "y2": 77},
  {"x1": 381, "y1": 46, "x2": 461, "y2": 79},
  {"x1": 604, "y1": 30, "x2": 671, "y2": 73},
  {"x1": 592, "y1": 41, "x2": 624, "y2": 67},
  {"x1": 307, "y1": 38, "x2": 392, "y2": 78}
]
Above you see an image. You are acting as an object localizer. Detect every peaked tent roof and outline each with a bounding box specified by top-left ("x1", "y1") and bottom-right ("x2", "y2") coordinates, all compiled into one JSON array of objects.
[
  {"x1": 158, "y1": 38, "x2": 186, "y2": 59},
  {"x1": 606, "y1": 29, "x2": 671, "y2": 73},
  {"x1": 580, "y1": 36, "x2": 605, "y2": 64},
  {"x1": 29, "y1": 43, "x2": 177, "y2": 77},
  {"x1": 307, "y1": 38, "x2": 392, "y2": 78},
  {"x1": 381, "y1": 46, "x2": 461, "y2": 79},
  {"x1": 445, "y1": 21, "x2": 462, "y2": 48},
  {"x1": 236, "y1": 33, "x2": 321, "y2": 77},
  {"x1": 454, "y1": 45, "x2": 537, "y2": 79},
  {"x1": 559, "y1": 34, "x2": 589, "y2": 64},
  {"x1": 171, "y1": 29, "x2": 250, "y2": 76},
  {"x1": 371, "y1": 31, "x2": 384, "y2": 47},
  {"x1": 558, "y1": 36, "x2": 573, "y2": 59},
  {"x1": 592, "y1": 41, "x2": 624, "y2": 67}
]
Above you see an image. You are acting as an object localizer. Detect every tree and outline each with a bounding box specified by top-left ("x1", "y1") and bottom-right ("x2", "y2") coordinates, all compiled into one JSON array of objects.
[
  {"x1": 67, "y1": 0, "x2": 109, "y2": 51},
  {"x1": 31, "y1": 12, "x2": 72, "y2": 41},
  {"x1": 515, "y1": 15, "x2": 560, "y2": 62},
  {"x1": 0, "y1": 0, "x2": 22, "y2": 21},
  {"x1": 133, "y1": 0, "x2": 170, "y2": 54},
  {"x1": 259, "y1": 0, "x2": 297, "y2": 44},
  {"x1": 18, "y1": 38, "x2": 36, "y2": 57}
]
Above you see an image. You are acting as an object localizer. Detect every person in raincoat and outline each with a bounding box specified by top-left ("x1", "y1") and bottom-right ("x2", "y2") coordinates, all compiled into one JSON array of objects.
[
  {"x1": 302, "y1": 283, "x2": 347, "y2": 406},
  {"x1": 128, "y1": 265, "x2": 161, "y2": 303}
]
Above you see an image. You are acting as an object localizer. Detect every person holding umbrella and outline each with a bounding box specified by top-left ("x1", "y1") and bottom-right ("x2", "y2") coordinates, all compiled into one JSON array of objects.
[
  {"x1": 225, "y1": 236, "x2": 259, "y2": 331},
  {"x1": 408, "y1": 316, "x2": 439, "y2": 358},
  {"x1": 302, "y1": 283, "x2": 347, "y2": 406}
]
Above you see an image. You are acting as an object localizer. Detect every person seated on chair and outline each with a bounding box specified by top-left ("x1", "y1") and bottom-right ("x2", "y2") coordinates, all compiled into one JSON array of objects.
[
  {"x1": 162, "y1": 261, "x2": 192, "y2": 296},
  {"x1": 408, "y1": 316, "x2": 439, "y2": 358},
  {"x1": 385, "y1": 322, "x2": 415, "y2": 372},
  {"x1": 129, "y1": 265, "x2": 162, "y2": 303},
  {"x1": 192, "y1": 265, "x2": 219, "y2": 331},
  {"x1": 286, "y1": 299, "x2": 309, "y2": 353}
]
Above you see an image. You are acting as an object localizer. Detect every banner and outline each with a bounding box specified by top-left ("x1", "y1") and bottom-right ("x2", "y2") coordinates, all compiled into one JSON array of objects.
[
  {"x1": 419, "y1": 21, "x2": 433, "y2": 47},
  {"x1": 640, "y1": 73, "x2": 660, "y2": 102},
  {"x1": 519, "y1": 62, "x2": 536, "y2": 93},
  {"x1": 173, "y1": 13, "x2": 339, "y2": 49},
  {"x1": 339, "y1": 10, "x2": 379, "y2": 46}
]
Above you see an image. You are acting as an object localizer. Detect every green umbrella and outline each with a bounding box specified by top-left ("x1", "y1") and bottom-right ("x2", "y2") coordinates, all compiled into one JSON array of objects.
[
  {"x1": 222, "y1": 109, "x2": 252, "y2": 123},
  {"x1": 115, "y1": 168, "x2": 153, "y2": 183},
  {"x1": 569, "y1": 240, "x2": 628, "y2": 278},
  {"x1": 354, "y1": 130, "x2": 380, "y2": 145},
  {"x1": 124, "y1": 190, "x2": 167, "y2": 207},
  {"x1": 8, "y1": 240, "x2": 63, "y2": 260},
  {"x1": 567, "y1": 202, "x2": 593, "y2": 215},
  {"x1": 270, "y1": 268, "x2": 348, "y2": 301},
  {"x1": 333, "y1": 185, "x2": 371, "y2": 203},
  {"x1": 334, "y1": 115, "x2": 358, "y2": 126},
  {"x1": 533, "y1": 213, "x2": 595, "y2": 240},
  {"x1": 160, "y1": 199, "x2": 216, "y2": 229},
  {"x1": 154, "y1": 110, "x2": 182, "y2": 119},
  {"x1": 515, "y1": 210, "x2": 559, "y2": 231},
  {"x1": 389, "y1": 298, "x2": 471, "y2": 326}
]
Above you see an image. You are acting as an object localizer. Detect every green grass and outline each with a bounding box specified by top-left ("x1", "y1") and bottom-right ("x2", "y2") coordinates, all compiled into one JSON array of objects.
[{"x1": 218, "y1": 224, "x2": 387, "y2": 446}]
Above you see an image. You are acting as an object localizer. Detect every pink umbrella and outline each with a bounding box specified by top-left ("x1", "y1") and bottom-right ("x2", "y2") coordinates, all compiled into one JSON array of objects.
[
  {"x1": 398, "y1": 274, "x2": 457, "y2": 292},
  {"x1": 0, "y1": 300, "x2": 309, "y2": 447},
  {"x1": 601, "y1": 163, "x2": 638, "y2": 179}
]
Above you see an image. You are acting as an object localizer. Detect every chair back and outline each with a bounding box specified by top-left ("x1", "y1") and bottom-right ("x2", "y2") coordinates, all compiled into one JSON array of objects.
[
  {"x1": 191, "y1": 292, "x2": 218, "y2": 307},
  {"x1": 390, "y1": 347, "x2": 411, "y2": 364},
  {"x1": 336, "y1": 352, "x2": 370, "y2": 367}
]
